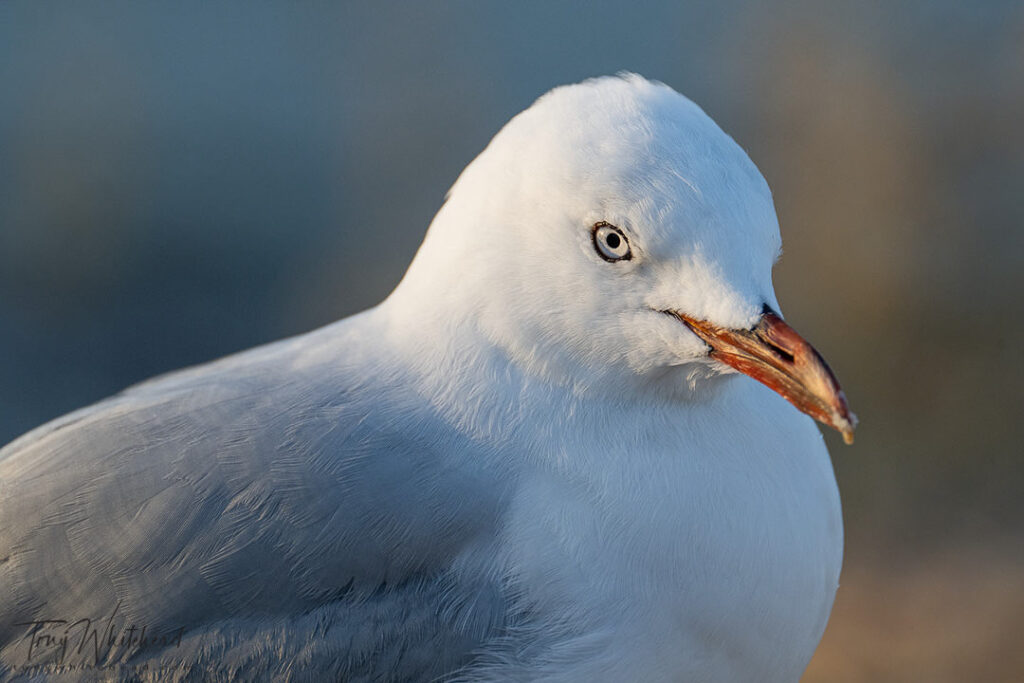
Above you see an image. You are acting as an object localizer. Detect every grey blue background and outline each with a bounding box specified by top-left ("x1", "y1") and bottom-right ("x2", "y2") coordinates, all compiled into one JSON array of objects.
[{"x1": 1, "y1": 3, "x2": 1021, "y2": 679}]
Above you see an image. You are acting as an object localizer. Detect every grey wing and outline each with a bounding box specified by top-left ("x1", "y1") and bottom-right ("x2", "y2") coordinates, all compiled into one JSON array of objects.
[{"x1": 0, "y1": 339, "x2": 510, "y2": 681}]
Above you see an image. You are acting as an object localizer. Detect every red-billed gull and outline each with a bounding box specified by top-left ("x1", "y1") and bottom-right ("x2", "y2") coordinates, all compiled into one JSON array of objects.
[{"x1": 0, "y1": 74, "x2": 855, "y2": 681}]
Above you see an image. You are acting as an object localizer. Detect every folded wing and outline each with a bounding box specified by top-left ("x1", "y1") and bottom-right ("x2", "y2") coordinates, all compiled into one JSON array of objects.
[{"x1": 0, "y1": 330, "x2": 509, "y2": 679}]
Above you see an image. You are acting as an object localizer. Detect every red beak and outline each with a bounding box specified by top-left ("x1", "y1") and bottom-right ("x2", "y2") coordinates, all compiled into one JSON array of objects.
[{"x1": 669, "y1": 307, "x2": 857, "y2": 444}]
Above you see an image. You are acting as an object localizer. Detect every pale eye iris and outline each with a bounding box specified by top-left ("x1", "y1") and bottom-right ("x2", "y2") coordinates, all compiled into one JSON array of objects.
[{"x1": 593, "y1": 223, "x2": 632, "y2": 262}]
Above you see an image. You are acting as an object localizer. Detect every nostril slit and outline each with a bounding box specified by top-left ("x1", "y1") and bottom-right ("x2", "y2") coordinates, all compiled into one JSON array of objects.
[{"x1": 766, "y1": 341, "x2": 795, "y2": 364}]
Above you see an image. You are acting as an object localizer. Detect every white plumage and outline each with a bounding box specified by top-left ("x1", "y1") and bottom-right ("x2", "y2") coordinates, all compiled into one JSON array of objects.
[{"x1": 0, "y1": 74, "x2": 846, "y2": 681}]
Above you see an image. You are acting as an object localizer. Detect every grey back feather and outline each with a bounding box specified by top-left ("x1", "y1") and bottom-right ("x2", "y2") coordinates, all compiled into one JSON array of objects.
[{"x1": 0, "y1": 323, "x2": 512, "y2": 681}]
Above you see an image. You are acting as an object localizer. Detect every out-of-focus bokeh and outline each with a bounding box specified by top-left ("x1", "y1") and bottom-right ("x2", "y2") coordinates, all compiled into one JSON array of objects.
[{"x1": 1, "y1": 2, "x2": 1021, "y2": 680}]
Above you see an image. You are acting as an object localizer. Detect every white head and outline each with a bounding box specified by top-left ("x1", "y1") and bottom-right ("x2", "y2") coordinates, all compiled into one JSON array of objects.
[{"x1": 389, "y1": 74, "x2": 854, "y2": 440}]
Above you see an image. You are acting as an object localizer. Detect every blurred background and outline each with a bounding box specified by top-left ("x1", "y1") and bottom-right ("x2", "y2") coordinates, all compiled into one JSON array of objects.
[{"x1": 0, "y1": 2, "x2": 1021, "y2": 680}]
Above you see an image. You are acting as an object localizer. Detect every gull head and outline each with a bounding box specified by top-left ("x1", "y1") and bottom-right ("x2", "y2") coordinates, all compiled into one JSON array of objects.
[{"x1": 390, "y1": 74, "x2": 855, "y2": 442}]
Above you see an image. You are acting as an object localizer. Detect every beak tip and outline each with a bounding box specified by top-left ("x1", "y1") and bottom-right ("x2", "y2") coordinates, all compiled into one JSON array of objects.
[{"x1": 835, "y1": 409, "x2": 857, "y2": 445}]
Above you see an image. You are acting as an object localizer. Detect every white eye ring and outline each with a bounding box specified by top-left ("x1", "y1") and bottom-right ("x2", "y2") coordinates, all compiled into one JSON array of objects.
[{"x1": 593, "y1": 222, "x2": 632, "y2": 262}]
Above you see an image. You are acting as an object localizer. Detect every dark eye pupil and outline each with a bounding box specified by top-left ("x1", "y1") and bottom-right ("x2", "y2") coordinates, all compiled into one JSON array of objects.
[{"x1": 605, "y1": 233, "x2": 621, "y2": 249}]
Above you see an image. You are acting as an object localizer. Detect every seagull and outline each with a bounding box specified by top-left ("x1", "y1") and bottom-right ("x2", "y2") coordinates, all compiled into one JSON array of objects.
[{"x1": 0, "y1": 74, "x2": 855, "y2": 682}]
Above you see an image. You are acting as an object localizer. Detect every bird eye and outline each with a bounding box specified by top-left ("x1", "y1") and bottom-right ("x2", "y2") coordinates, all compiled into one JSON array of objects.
[{"x1": 592, "y1": 222, "x2": 632, "y2": 262}]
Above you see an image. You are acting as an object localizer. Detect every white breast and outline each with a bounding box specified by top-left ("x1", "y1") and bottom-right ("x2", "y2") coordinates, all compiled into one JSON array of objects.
[{"x1": 486, "y1": 376, "x2": 842, "y2": 682}]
